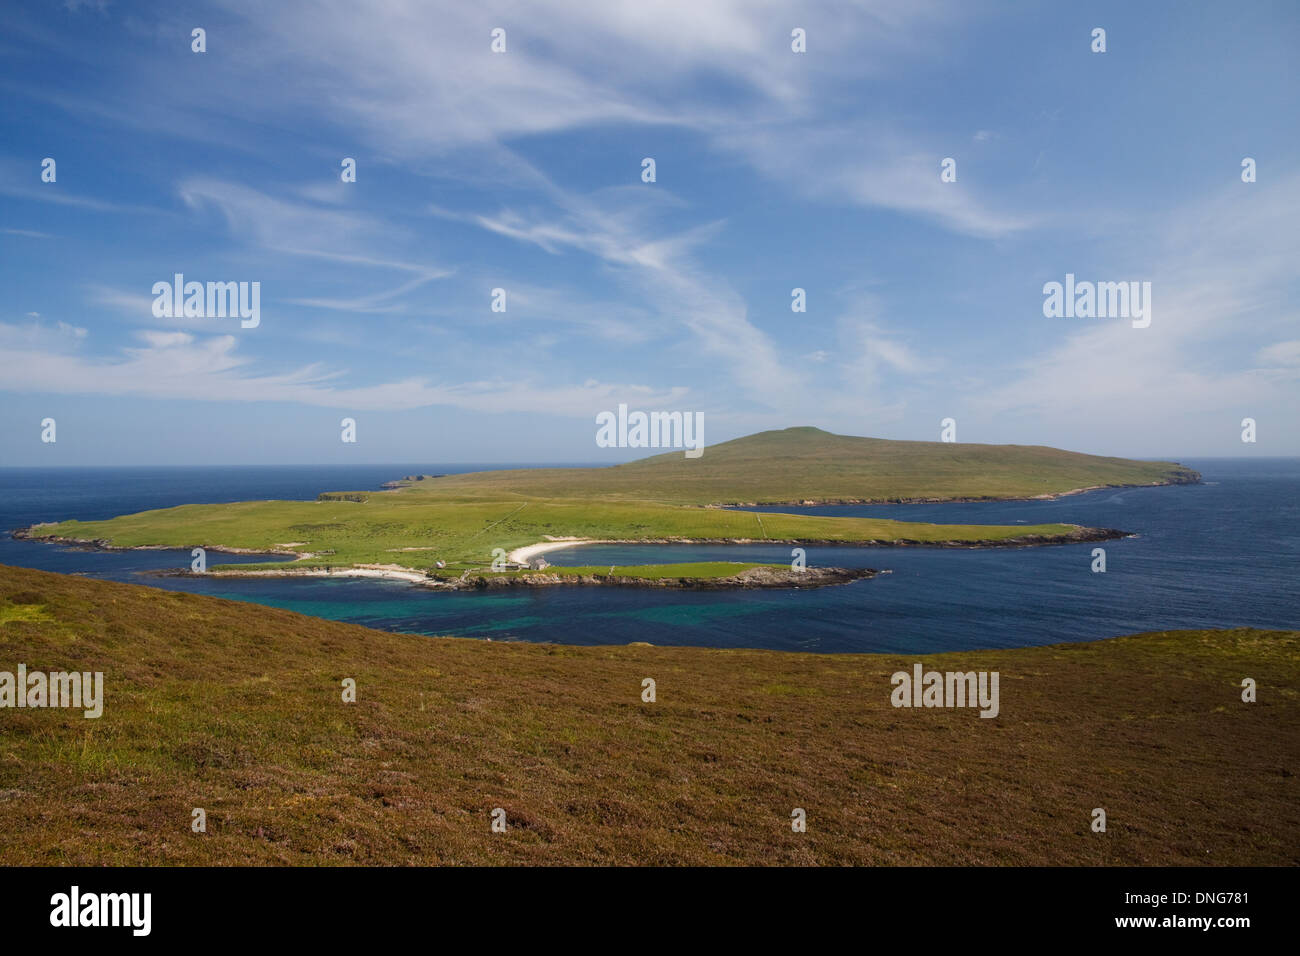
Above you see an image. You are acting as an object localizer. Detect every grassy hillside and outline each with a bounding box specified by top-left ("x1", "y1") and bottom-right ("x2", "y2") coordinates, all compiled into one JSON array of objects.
[
  {"x1": 24, "y1": 428, "x2": 1180, "y2": 575},
  {"x1": 30, "y1": 495, "x2": 1091, "y2": 574},
  {"x1": 412, "y1": 426, "x2": 1200, "y2": 505},
  {"x1": 0, "y1": 565, "x2": 1293, "y2": 866}
]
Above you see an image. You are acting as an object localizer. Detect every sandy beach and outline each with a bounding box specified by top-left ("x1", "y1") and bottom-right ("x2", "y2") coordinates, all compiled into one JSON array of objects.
[
  {"x1": 203, "y1": 564, "x2": 429, "y2": 585},
  {"x1": 506, "y1": 537, "x2": 610, "y2": 564}
]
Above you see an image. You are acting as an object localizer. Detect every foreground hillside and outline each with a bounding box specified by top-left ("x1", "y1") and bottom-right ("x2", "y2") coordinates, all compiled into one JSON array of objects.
[{"x1": 0, "y1": 565, "x2": 1293, "y2": 866}]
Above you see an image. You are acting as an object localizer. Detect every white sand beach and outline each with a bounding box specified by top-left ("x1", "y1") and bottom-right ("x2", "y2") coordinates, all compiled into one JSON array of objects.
[
  {"x1": 206, "y1": 564, "x2": 429, "y2": 584},
  {"x1": 506, "y1": 537, "x2": 610, "y2": 564}
]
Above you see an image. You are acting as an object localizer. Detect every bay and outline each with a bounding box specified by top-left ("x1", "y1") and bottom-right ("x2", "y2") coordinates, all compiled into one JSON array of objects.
[{"x1": 0, "y1": 459, "x2": 1295, "y2": 653}]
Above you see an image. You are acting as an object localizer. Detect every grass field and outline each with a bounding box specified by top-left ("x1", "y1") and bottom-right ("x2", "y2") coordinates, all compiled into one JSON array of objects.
[
  {"x1": 25, "y1": 428, "x2": 1186, "y2": 576},
  {"x1": 0, "y1": 565, "x2": 1292, "y2": 866},
  {"x1": 31, "y1": 495, "x2": 1092, "y2": 574}
]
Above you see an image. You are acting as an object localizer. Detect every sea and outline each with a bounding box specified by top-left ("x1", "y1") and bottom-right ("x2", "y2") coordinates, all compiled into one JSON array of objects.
[{"x1": 0, "y1": 460, "x2": 1295, "y2": 653}]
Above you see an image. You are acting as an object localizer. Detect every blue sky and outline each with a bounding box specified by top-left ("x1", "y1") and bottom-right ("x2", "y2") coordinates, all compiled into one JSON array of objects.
[{"x1": 2, "y1": 0, "x2": 1297, "y2": 465}]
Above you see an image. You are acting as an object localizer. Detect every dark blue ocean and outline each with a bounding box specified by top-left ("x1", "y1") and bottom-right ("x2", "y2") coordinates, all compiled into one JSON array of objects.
[{"x1": 0, "y1": 460, "x2": 1295, "y2": 653}]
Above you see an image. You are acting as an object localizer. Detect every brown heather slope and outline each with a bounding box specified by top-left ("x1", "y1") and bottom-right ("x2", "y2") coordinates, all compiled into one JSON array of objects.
[{"x1": 0, "y1": 564, "x2": 1294, "y2": 866}]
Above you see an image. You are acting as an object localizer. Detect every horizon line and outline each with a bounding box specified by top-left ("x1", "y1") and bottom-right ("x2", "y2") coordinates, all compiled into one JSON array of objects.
[{"x1": 1, "y1": 455, "x2": 1296, "y2": 470}]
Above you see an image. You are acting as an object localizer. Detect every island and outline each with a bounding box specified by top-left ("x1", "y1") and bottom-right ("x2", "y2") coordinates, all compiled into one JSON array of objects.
[{"x1": 14, "y1": 427, "x2": 1199, "y2": 589}]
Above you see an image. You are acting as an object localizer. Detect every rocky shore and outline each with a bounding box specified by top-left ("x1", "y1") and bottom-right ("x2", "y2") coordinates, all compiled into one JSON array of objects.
[
  {"x1": 715, "y1": 474, "x2": 1202, "y2": 508},
  {"x1": 505, "y1": 525, "x2": 1131, "y2": 563},
  {"x1": 441, "y1": 565, "x2": 878, "y2": 590},
  {"x1": 12, "y1": 526, "x2": 303, "y2": 556},
  {"x1": 151, "y1": 563, "x2": 877, "y2": 591}
]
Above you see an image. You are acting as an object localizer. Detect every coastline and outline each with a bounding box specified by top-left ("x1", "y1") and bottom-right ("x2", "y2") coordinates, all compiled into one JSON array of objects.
[
  {"x1": 713, "y1": 475, "x2": 1202, "y2": 509},
  {"x1": 164, "y1": 562, "x2": 877, "y2": 591},
  {"x1": 11, "y1": 528, "x2": 310, "y2": 560},
  {"x1": 504, "y1": 525, "x2": 1128, "y2": 564},
  {"x1": 12, "y1": 524, "x2": 1130, "y2": 593}
]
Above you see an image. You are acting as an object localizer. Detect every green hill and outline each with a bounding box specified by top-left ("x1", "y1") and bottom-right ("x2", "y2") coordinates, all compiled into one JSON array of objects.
[
  {"x1": 0, "y1": 565, "x2": 1292, "y2": 866},
  {"x1": 411, "y1": 426, "x2": 1200, "y2": 505}
]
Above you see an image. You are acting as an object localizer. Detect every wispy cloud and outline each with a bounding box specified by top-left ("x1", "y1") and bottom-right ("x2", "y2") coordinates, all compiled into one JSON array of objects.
[{"x1": 0, "y1": 324, "x2": 685, "y2": 414}]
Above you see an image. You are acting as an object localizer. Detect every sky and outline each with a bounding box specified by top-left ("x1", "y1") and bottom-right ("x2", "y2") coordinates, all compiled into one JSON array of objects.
[{"x1": 1, "y1": 0, "x2": 1297, "y2": 465}]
